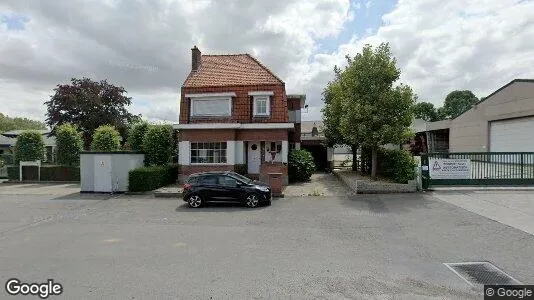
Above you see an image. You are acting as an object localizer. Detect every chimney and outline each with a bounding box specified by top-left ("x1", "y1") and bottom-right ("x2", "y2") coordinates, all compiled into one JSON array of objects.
[{"x1": 191, "y1": 46, "x2": 201, "y2": 71}]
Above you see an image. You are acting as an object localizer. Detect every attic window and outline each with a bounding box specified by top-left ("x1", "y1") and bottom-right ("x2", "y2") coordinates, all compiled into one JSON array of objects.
[
  {"x1": 190, "y1": 97, "x2": 232, "y2": 117},
  {"x1": 253, "y1": 96, "x2": 270, "y2": 116}
]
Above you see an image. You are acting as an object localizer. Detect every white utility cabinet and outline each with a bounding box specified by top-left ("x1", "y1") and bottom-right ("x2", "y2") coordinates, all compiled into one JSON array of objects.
[{"x1": 80, "y1": 151, "x2": 144, "y2": 193}]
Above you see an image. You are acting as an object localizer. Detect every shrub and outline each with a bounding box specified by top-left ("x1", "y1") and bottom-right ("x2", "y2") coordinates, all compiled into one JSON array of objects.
[
  {"x1": 91, "y1": 125, "x2": 121, "y2": 151},
  {"x1": 127, "y1": 121, "x2": 149, "y2": 151},
  {"x1": 56, "y1": 123, "x2": 83, "y2": 166},
  {"x1": 7, "y1": 165, "x2": 80, "y2": 181},
  {"x1": 143, "y1": 125, "x2": 173, "y2": 166},
  {"x1": 234, "y1": 164, "x2": 247, "y2": 176},
  {"x1": 14, "y1": 131, "x2": 45, "y2": 164},
  {"x1": 128, "y1": 164, "x2": 178, "y2": 192},
  {"x1": 288, "y1": 149, "x2": 315, "y2": 182},
  {"x1": 360, "y1": 147, "x2": 416, "y2": 183}
]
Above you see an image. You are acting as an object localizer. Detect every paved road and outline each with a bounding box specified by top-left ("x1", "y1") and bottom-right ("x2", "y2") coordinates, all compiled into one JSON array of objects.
[{"x1": 1, "y1": 184, "x2": 533, "y2": 299}]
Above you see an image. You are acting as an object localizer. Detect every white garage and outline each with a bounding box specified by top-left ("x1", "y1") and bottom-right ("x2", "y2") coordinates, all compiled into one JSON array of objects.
[{"x1": 489, "y1": 116, "x2": 534, "y2": 152}]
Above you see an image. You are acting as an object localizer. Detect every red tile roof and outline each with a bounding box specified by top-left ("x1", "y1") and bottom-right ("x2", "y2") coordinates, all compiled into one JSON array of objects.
[{"x1": 183, "y1": 54, "x2": 284, "y2": 87}]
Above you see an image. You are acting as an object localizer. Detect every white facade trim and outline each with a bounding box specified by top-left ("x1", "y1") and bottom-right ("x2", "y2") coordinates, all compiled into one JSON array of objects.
[
  {"x1": 185, "y1": 92, "x2": 236, "y2": 98},
  {"x1": 282, "y1": 141, "x2": 289, "y2": 163},
  {"x1": 174, "y1": 123, "x2": 294, "y2": 130},
  {"x1": 226, "y1": 141, "x2": 236, "y2": 165},
  {"x1": 248, "y1": 91, "x2": 274, "y2": 96},
  {"x1": 178, "y1": 141, "x2": 190, "y2": 165},
  {"x1": 235, "y1": 141, "x2": 245, "y2": 164},
  {"x1": 295, "y1": 143, "x2": 301, "y2": 150}
]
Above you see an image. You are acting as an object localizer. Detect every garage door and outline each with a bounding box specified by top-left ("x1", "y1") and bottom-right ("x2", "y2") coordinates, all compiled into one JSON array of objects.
[{"x1": 490, "y1": 116, "x2": 534, "y2": 152}]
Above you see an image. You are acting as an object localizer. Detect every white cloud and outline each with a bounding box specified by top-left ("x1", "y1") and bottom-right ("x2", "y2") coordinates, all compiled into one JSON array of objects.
[{"x1": 1, "y1": 0, "x2": 534, "y2": 124}]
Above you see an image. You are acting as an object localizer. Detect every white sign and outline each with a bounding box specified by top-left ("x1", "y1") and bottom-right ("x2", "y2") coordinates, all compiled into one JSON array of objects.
[{"x1": 428, "y1": 158, "x2": 471, "y2": 179}]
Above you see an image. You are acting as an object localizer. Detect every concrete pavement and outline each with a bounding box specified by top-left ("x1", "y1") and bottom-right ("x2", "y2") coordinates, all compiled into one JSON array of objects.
[
  {"x1": 431, "y1": 190, "x2": 534, "y2": 236},
  {"x1": 1, "y1": 184, "x2": 534, "y2": 299}
]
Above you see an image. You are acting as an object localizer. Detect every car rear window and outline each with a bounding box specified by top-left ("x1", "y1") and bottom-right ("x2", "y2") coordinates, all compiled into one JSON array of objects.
[{"x1": 186, "y1": 176, "x2": 199, "y2": 184}]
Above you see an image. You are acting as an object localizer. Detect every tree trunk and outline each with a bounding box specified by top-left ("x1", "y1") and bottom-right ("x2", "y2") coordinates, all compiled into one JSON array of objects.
[
  {"x1": 351, "y1": 144, "x2": 358, "y2": 171},
  {"x1": 371, "y1": 146, "x2": 378, "y2": 180}
]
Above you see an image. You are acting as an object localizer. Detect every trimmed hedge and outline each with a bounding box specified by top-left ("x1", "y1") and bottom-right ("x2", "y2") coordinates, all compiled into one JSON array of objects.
[
  {"x1": 128, "y1": 164, "x2": 179, "y2": 192},
  {"x1": 91, "y1": 125, "x2": 121, "y2": 151},
  {"x1": 127, "y1": 121, "x2": 149, "y2": 151},
  {"x1": 7, "y1": 165, "x2": 80, "y2": 181},
  {"x1": 14, "y1": 131, "x2": 45, "y2": 163},
  {"x1": 361, "y1": 147, "x2": 416, "y2": 183},
  {"x1": 143, "y1": 125, "x2": 173, "y2": 166},
  {"x1": 288, "y1": 149, "x2": 316, "y2": 182},
  {"x1": 56, "y1": 123, "x2": 83, "y2": 166}
]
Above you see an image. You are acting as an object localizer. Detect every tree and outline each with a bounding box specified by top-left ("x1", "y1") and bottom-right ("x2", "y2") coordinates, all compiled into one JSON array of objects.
[
  {"x1": 331, "y1": 43, "x2": 415, "y2": 179},
  {"x1": 127, "y1": 121, "x2": 150, "y2": 151},
  {"x1": 91, "y1": 125, "x2": 121, "y2": 151},
  {"x1": 440, "y1": 90, "x2": 478, "y2": 119},
  {"x1": 322, "y1": 78, "x2": 359, "y2": 171},
  {"x1": 56, "y1": 123, "x2": 83, "y2": 166},
  {"x1": 44, "y1": 77, "x2": 140, "y2": 149},
  {"x1": 0, "y1": 113, "x2": 46, "y2": 133},
  {"x1": 143, "y1": 125, "x2": 173, "y2": 166},
  {"x1": 413, "y1": 101, "x2": 439, "y2": 122},
  {"x1": 14, "y1": 131, "x2": 45, "y2": 163}
]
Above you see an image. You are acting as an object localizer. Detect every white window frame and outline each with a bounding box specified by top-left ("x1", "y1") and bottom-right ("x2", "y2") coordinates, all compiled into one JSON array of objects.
[
  {"x1": 253, "y1": 95, "x2": 270, "y2": 117},
  {"x1": 190, "y1": 97, "x2": 232, "y2": 117},
  {"x1": 190, "y1": 142, "x2": 228, "y2": 164}
]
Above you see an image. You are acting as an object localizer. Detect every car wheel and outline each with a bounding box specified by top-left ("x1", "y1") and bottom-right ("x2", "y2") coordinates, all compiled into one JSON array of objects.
[
  {"x1": 265, "y1": 200, "x2": 272, "y2": 206},
  {"x1": 245, "y1": 194, "x2": 260, "y2": 208},
  {"x1": 188, "y1": 195, "x2": 203, "y2": 208}
]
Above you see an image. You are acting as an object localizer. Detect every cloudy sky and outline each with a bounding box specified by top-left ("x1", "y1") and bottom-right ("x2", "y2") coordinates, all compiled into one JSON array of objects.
[{"x1": 1, "y1": 0, "x2": 534, "y2": 124}]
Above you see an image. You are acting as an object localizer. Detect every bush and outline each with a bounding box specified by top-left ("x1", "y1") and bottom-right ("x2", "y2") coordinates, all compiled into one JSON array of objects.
[
  {"x1": 234, "y1": 164, "x2": 247, "y2": 176},
  {"x1": 91, "y1": 125, "x2": 121, "y2": 151},
  {"x1": 7, "y1": 165, "x2": 80, "y2": 181},
  {"x1": 360, "y1": 147, "x2": 416, "y2": 183},
  {"x1": 128, "y1": 164, "x2": 178, "y2": 192},
  {"x1": 14, "y1": 131, "x2": 45, "y2": 164},
  {"x1": 288, "y1": 149, "x2": 315, "y2": 182},
  {"x1": 127, "y1": 121, "x2": 149, "y2": 151},
  {"x1": 56, "y1": 123, "x2": 83, "y2": 166},
  {"x1": 143, "y1": 125, "x2": 173, "y2": 166}
]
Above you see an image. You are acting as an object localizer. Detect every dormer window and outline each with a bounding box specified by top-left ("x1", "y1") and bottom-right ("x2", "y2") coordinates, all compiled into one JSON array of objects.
[
  {"x1": 249, "y1": 91, "x2": 273, "y2": 117},
  {"x1": 186, "y1": 92, "x2": 235, "y2": 118}
]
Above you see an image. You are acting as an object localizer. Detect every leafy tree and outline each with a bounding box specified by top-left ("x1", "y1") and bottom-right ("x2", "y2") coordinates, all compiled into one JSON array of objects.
[
  {"x1": 413, "y1": 101, "x2": 439, "y2": 122},
  {"x1": 91, "y1": 125, "x2": 121, "y2": 151},
  {"x1": 440, "y1": 90, "x2": 478, "y2": 119},
  {"x1": 330, "y1": 43, "x2": 415, "y2": 179},
  {"x1": 128, "y1": 121, "x2": 150, "y2": 151},
  {"x1": 143, "y1": 125, "x2": 173, "y2": 166},
  {"x1": 0, "y1": 113, "x2": 46, "y2": 133},
  {"x1": 56, "y1": 123, "x2": 83, "y2": 166},
  {"x1": 44, "y1": 77, "x2": 141, "y2": 149},
  {"x1": 322, "y1": 78, "x2": 359, "y2": 171},
  {"x1": 14, "y1": 131, "x2": 45, "y2": 163}
]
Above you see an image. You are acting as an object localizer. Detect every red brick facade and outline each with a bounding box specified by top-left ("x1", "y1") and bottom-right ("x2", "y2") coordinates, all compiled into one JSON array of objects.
[{"x1": 180, "y1": 85, "x2": 288, "y2": 124}]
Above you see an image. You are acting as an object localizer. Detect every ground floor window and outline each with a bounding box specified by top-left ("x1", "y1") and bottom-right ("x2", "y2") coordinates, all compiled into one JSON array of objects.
[{"x1": 190, "y1": 142, "x2": 227, "y2": 163}]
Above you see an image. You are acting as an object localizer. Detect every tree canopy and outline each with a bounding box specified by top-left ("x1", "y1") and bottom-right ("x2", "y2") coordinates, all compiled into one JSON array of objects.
[
  {"x1": 440, "y1": 90, "x2": 479, "y2": 119},
  {"x1": 44, "y1": 77, "x2": 140, "y2": 149},
  {"x1": 413, "y1": 102, "x2": 439, "y2": 122},
  {"x1": 0, "y1": 113, "x2": 46, "y2": 133},
  {"x1": 322, "y1": 43, "x2": 415, "y2": 179}
]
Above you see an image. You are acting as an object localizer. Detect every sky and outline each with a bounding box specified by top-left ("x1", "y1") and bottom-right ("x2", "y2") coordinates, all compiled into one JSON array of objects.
[{"x1": 1, "y1": 0, "x2": 534, "y2": 124}]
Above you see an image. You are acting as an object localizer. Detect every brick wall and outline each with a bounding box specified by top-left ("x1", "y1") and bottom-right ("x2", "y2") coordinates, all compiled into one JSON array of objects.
[
  {"x1": 180, "y1": 84, "x2": 288, "y2": 124},
  {"x1": 179, "y1": 129, "x2": 237, "y2": 141},
  {"x1": 236, "y1": 129, "x2": 288, "y2": 141},
  {"x1": 259, "y1": 163, "x2": 288, "y2": 187}
]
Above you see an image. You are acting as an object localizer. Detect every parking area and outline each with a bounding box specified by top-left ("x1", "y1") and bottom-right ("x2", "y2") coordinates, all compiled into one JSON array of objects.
[{"x1": 1, "y1": 183, "x2": 533, "y2": 298}]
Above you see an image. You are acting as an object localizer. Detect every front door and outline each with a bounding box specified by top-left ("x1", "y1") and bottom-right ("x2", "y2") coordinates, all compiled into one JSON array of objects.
[{"x1": 248, "y1": 142, "x2": 261, "y2": 174}]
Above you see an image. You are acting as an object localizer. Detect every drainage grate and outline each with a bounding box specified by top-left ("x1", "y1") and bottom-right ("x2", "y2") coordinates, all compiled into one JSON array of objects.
[{"x1": 444, "y1": 262, "x2": 522, "y2": 287}]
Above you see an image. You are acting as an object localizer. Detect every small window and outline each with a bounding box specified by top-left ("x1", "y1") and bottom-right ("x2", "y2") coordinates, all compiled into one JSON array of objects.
[
  {"x1": 253, "y1": 96, "x2": 270, "y2": 116},
  {"x1": 219, "y1": 175, "x2": 237, "y2": 187}
]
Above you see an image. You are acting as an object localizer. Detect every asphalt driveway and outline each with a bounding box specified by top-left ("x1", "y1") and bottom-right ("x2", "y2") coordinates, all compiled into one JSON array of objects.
[{"x1": 1, "y1": 184, "x2": 533, "y2": 299}]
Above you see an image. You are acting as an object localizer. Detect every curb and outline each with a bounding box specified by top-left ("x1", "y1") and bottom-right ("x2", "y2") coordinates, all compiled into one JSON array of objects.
[
  {"x1": 333, "y1": 170, "x2": 417, "y2": 194},
  {"x1": 154, "y1": 192, "x2": 182, "y2": 198}
]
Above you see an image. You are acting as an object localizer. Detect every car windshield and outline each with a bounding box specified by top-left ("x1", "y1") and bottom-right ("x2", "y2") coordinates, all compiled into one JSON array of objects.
[{"x1": 228, "y1": 172, "x2": 252, "y2": 184}]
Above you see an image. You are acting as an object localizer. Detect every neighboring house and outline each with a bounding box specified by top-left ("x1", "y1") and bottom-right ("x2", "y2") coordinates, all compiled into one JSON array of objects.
[
  {"x1": 1, "y1": 130, "x2": 56, "y2": 163},
  {"x1": 414, "y1": 79, "x2": 534, "y2": 153},
  {"x1": 174, "y1": 46, "x2": 305, "y2": 186}
]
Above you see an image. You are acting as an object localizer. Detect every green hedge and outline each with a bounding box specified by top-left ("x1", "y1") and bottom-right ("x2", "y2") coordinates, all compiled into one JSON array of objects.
[
  {"x1": 360, "y1": 147, "x2": 416, "y2": 183},
  {"x1": 288, "y1": 149, "x2": 316, "y2": 182},
  {"x1": 7, "y1": 165, "x2": 80, "y2": 181},
  {"x1": 128, "y1": 164, "x2": 179, "y2": 192}
]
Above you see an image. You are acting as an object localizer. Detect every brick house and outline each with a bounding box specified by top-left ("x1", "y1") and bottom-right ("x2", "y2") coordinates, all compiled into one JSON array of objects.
[{"x1": 174, "y1": 46, "x2": 305, "y2": 191}]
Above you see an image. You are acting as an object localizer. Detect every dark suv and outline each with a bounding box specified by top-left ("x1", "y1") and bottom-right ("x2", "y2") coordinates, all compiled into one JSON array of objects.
[{"x1": 182, "y1": 171, "x2": 272, "y2": 208}]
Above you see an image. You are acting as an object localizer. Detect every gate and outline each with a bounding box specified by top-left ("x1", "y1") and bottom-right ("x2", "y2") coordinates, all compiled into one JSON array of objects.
[{"x1": 421, "y1": 152, "x2": 534, "y2": 189}]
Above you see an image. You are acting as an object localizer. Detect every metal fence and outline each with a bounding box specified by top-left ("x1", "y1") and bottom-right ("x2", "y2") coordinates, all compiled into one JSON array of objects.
[{"x1": 421, "y1": 152, "x2": 534, "y2": 187}]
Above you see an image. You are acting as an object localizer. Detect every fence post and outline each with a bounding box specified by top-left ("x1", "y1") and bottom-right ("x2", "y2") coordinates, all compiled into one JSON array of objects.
[
  {"x1": 421, "y1": 154, "x2": 430, "y2": 190},
  {"x1": 521, "y1": 153, "x2": 524, "y2": 179}
]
